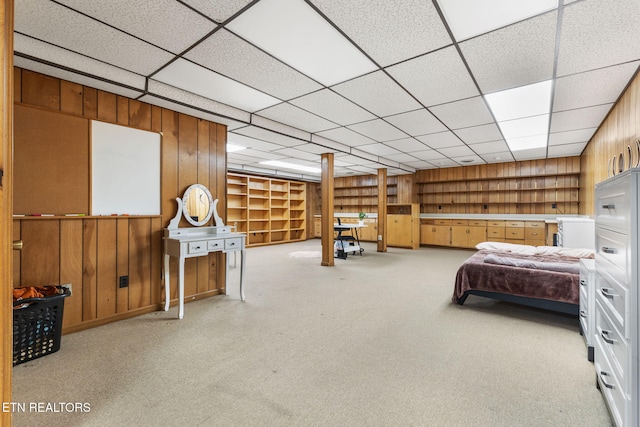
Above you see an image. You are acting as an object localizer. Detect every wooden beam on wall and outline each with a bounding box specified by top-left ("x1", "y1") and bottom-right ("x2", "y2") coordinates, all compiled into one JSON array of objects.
[
  {"x1": 377, "y1": 168, "x2": 387, "y2": 253},
  {"x1": 321, "y1": 153, "x2": 334, "y2": 266}
]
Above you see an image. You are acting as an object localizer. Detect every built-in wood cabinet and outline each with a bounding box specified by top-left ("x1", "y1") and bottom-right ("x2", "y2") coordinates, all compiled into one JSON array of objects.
[
  {"x1": 387, "y1": 203, "x2": 420, "y2": 249},
  {"x1": 227, "y1": 173, "x2": 306, "y2": 247},
  {"x1": 420, "y1": 219, "x2": 451, "y2": 246},
  {"x1": 333, "y1": 175, "x2": 400, "y2": 214},
  {"x1": 451, "y1": 219, "x2": 487, "y2": 248}
]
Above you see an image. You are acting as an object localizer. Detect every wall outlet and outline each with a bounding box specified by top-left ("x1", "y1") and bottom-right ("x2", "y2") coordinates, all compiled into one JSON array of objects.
[
  {"x1": 378, "y1": 234, "x2": 382, "y2": 241},
  {"x1": 61, "y1": 283, "x2": 72, "y2": 296},
  {"x1": 119, "y1": 276, "x2": 129, "y2": 288},
  {"x1": 552, "y1": 203, "x2": 557, "y2": 209}
]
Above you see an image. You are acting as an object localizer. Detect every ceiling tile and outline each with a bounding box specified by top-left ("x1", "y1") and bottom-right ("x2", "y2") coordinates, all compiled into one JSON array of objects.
[
  {"x1": 411, "y1": 149, "x2": 448, "y2": 161},
  {"x1": 438, "y1": 145, "x2": 476, "y2": 158},
  {"x1": 153, "y1": 59, "x2": 281, "y2": 112},
  {"x1": 459, "y1": 11, "x2": 557, "y2": 93},
  {"x1": 547, "y1": 142, "x2": 588, "y2": 158},
  {"x1": 557, "y1": 0, "x2": 640, "y2": 76},
  {"x1": 454, "y1": 123, "x2": 503, "y2": 145},
  {"x1": 385, "y1": 152, "x2": 422, "y2": 163},
  {"x1": 428, "y1": 159, "x2": 459, "y2": 168},
  {"x1": 438, "y1": 0, "x2": 558, "y2": 41},
  {"x1": 347, "y1": 119, "x2": 408, "y2": 142},
  {"x1": 383, "y1": 109, "x2": 447, "y2": 136},
  {"x1": 403, "y1": 160, "x2": 437, "y2": 169},
  {"x1": 548, "y1": 128, "x2": 597, "y2": 146},
  {"x1": 226, "y1": 133, "x2": 284, "y2": 152},
  {"x1": 181, "y1": 0, "x2": 253, "y2": 23},
  {"x1": 14, "y1": 34, "x2": 146, "y2": 90},
  {"x1": 255, "y1": 103, "x2": 338, "y2": 133},
  {"x1": 356, "y1": 143, "x2": 403, "y2": 157},
  {"x1": 470, "y1": 140, "x2": 510, "y2": 154},
  {"x1": 429, "y1": 97, "x2": 494, "y2": 129},
  {"x1": 226, "y1": 0, "x2": 377, "y2": 85},
  {"x1": 480, "y1": 152, "x2": 515, "y2": 163},
  {"x1": 512, "y1": 147, "x2": 548, "y2": 161},
  {"x1": 55, "y1": 0, "x2": 216, "y2": 54},
  {"x1": 451, "y1": 155, "x2": 486, "y2": 165},
  {"x1": 386, "y1": 137, "x2": 431, "y2": 153},
  {"x1": 311, "y1": 0, "x2": 451, "y2": 67},
  {"x1": 315, "y1": 127, "x2": 377, "y2": 147},
  {"x1": 186, "y1": 29, "x2": 322, "y2": 100},
  {"x1": 386, "y1": 46, "x2": 479, "y2": 106},
  {"x1": 290, "y1": 89, "x2": 375, "y2": 125},
  {"x1": 15, "y1": 0, "x2": 174, "y2": 75},
  {"x1": 273, "y1": 147, "x2": 323, "y2": 161},
  {"x1": 295, "y1": 141, "x2": 340, "y2": 154},
  {"x1": 332, "y1": 71, "x2": 422, "y2": 117},
  {"x1": 416, "y1": 131, "x2": 463, "y2": 149},
  {"x1": 550, "y1": 104, "x2": 612, "y2": 133},
  {"x1": 553, "y1": 62, "x2": 640, "y2": 112},
  {"x1": 233, "y1": 126, "x2": 307, "y2": 148}
]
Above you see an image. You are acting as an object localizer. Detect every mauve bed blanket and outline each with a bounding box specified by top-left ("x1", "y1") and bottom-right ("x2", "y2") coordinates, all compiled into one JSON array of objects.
[{"x1": 452, "y1": 250, "x2": 581, "y2": 305}]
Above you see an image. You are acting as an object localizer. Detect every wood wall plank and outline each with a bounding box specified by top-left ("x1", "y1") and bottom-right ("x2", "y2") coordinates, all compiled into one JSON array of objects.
[
  {"x1": 22, "y1": 70, "x2": 59, "y2": 110},
  {"x1": 129, "y1": 99, "x2": 151, "y2": 130},
  {"x1": 60, "y1": 80, "x2": 83, "y2": 115},
  {"x1": 116, "y1": 218, "x2": 129, "y2": 313},
  {"x1": 83, "y1": 219, "x2": 98, "y2": 321},
  {"x1": 97, "y1": 91, "x2": 117, "y2": 123},
  {"x1": 129, "y1": 218, "x2": 151, "y2": 310},
  {"x1": 20, "y1": 220, "x2": 59, "y2": 286},
  {"x1": 96, "y1": 219, "x2": 117, "y2": 318},
  {"x1": 60, "y1": 219, "x2": 83, "y2": 328},
  {"x1": 83, "y1": 87, "x2": 97, "y2": 118},
  {"x1": 116, "y1": 96, "x2": 129, "y2": 126}
]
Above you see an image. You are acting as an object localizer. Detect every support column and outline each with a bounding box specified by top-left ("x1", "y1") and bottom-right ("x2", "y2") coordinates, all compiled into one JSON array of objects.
[
  {"x1": 320, "y1": 153, "x2": 334, "y2": 266},
  {"x1": 377, "y1": 168, "x2": 387, "y2": 253}
]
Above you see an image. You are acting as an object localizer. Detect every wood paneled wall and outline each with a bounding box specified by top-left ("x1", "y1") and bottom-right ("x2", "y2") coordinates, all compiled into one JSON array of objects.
[
  {"x1": 580, "y1": 70, "x2": 640, "y2": 216},
  {"x1": 13, "y1": 68, "x2": 228, "y2": 333}
]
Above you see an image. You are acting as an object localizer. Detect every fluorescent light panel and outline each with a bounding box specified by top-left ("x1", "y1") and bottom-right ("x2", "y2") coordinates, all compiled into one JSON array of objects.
[
  {"x1": 260, "y1": 160, "x2": 321, "y2": 174},
  {"x1": 485, "y1": 80, "x2": 553, "y2": 152},
  {"x1": 226, "y1": 143, "x2": 247, "y2": 152},
  {"x1": 227, "y1": 0, "x2": 377, "y2": 86},
  {"x1": 439, "y1": 0, "x2": 558, "y2": 41}
]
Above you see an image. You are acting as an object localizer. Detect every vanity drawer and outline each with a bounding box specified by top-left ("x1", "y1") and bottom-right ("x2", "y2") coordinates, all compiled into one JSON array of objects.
[
  {"x1": 595, "y1": 299, "x2": 628, "y2": 380},
  {"x1": 187, "y1": 241, "x2": 207, "y2": 254},
  {"x1": 224, "y1": 238, "x2": 242, "y2": 250},
  {"x1": 207, "y1": 239, "x2": 224, "y2": 251}
]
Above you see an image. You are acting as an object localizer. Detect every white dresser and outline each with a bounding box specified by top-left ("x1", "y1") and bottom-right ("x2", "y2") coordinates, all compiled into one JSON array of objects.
[
  {"x1": 557, "y1": 217, "x2": 596, "y2": 250},
  {"x1": 579, "y1": 258, "x2": 596, "y2": 362},
  {"x1": 594, "y1": 169, "x2": 639, "y2": 427}
]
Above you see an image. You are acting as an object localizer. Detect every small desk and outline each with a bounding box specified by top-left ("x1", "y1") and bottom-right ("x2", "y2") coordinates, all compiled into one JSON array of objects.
[
  {"x1": 163, "y1": 227, "x2": 246, "y2": 319},
  {"x1": 334, "y1": 223, "x2": 366, "y2": 259}
]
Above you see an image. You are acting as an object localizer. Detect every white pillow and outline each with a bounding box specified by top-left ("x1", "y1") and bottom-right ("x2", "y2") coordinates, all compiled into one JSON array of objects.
[
  {"x1": 534, "y1": 246, "x2": 595, "y2": 259},
  {"x1": 475, "y1": 241, "x2": 537, "y2": 255}
]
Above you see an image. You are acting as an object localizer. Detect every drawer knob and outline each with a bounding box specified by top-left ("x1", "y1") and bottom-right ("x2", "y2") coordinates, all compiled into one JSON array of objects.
[
  {"x1": 601, "y1": 204, "x2": 615, "y2": 209},
  {"x1": 600, "y1": 329, "x2": 616, "y2": 345},
  {"x1": 600, "y1": 288, "x2": 617, "y2": 299},
  {"x1": 579, "y1": 310, "x2": 587, "y2": 318},
  {"x1": 601, "y1": 247, "x2": 616, "y2": 254},
  {"x1": 194, "y1": 246, "x2": 201, "y2": 250},
  {"x1": 580, "y1": 279, "x2": 586, "y2": 286},
  {"x1": 599, "y1": 371, "x2": 615, "y2": 390}
]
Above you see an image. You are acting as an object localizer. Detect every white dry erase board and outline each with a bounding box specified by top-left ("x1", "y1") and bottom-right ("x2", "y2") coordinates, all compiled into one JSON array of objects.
[{"x1": 91, "y1": 121, "x2": 161, "y2": 215}]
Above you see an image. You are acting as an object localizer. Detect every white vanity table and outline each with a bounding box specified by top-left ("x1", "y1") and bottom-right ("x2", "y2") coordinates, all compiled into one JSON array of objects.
[{"x1": 163, "y1": 184, "x2": 246, "y2": 319}]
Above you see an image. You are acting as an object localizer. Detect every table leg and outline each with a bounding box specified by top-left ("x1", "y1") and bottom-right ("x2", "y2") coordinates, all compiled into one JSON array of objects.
[
  {"x1": 178, "y1": 256, "x2": 185, "y2": 319},
  {"x1": 163, "y1": 254, "x2": 170, "y2": 312},
  {"x1": 240, "y1": 248, "x2": 246, "y2": 301}
]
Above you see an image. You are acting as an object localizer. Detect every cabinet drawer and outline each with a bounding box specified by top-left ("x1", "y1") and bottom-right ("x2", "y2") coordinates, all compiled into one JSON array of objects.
[
  {"x1": 506, "y1": 227, "x2": 524, "y2": 239},
  {"x1": 224, "y1": 238, "x2": 242, "y2": 250},
  {"x1": 579, "y1": 285, "x2": 588, "y2": 337},
  {"x1": 434, "y1": 219, "x2": 450, "y2": 225},
  {"x1": 595, "y1": 174, "x2": 630, "y2": 233},
  {"x1": 595, "y1": 227, "x2": 628, "y2": 284},
  {"x1": 595, "y1": 299, "x2": 628, "y2": 380},
  {"x1": 468, "y1": 220, "x2": 486, "y2": 227},
  {"x1": 525, "y1": 221, "x2": 545, "y2": 229},
  {"x1": 505, "y1": 221, "x2": 524, "y2": 228},
  {"x1": 487, "y1": 220, "x2": 505, "y2": 227},
  {"x1": 524, "y1": 228, "x2": 544, "y2": 240},
  {"x1": 594, "y1": 340, "x2": 625, "y2": 427},
  {"x1": 595, "y1": 271, "x2": 628, "y2": 338},
  {"x1": 207, "y1": 239, "x2": 224, "y2": 251},
  {"x1": 451, "y1": 219, "x2": 468, "y2": 226},
  {"x1": 487, "y1": 227, "x2": 505, "y2": 239},
  {"x1": 188, "y1": 241, "x2": 207, "y2": 254}
]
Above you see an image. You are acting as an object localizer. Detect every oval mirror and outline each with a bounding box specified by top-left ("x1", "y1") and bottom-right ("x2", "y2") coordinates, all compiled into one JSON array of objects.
[{"x1": 182, "y1": 184, "x2": 214, "y2": 226}]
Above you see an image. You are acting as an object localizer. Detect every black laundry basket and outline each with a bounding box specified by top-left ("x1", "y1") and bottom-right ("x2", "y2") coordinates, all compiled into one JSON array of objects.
[{"x1": 13, "y1": 287, "x2": 70, "y2": 366}]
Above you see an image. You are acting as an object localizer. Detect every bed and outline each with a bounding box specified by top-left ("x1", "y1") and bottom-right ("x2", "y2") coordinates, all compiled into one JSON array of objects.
[{"x1": 452, "y1": 242, "x2": 594, "y2": 316}]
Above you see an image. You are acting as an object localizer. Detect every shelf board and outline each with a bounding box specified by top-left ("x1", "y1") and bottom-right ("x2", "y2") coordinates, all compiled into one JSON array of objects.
[{"x1": 416, "y1": 171, "x2": 579, "y2": 185}]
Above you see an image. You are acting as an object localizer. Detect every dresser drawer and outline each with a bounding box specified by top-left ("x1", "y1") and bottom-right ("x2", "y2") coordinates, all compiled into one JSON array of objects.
[
  {"x1": 433, "y1": 219, "x2": 450, "y2": 226},
  {"x1": 594, "y1": 339, "x2": 625, "y2": 427},
  {"x1": 595, "y1": 174, "x2": 630, "y2": 233},
  {"x1": 505, "y1": 221, "x2": 524, "y2": 228},
  {"x1": 595, "y1": 271, "x2": 628, "y2": 338},
  {"x1": 487, "y1": 220, "x2": 505, "y2": 227},
  {"x1": 224, "y1": 238, "x2": 242, "y2": 250},
  {"x1": 579, "y1": 284, "x2": 588, "y2": 336},
  {"x1": 188, "y1": 241, "x2": 207, "y2": 254},
  {"x1": 468, "y1": 220, "x2": 487, "y2": 227},
  {"x1": 487, "y1": 227, "x2": 505, "y2": 239},
  {"x1": 595, "y1": 227, "x2": 628, "y2": 284},
  {"x1": 524, "y1": 227, "x2": 544, "y2": 240},
  {"x1": 207, "y1": 239, "x2": 224, "y2": 251},
  {"x1": 595, "y1": 299, "x2": 628, "y2": 381},
  {"x1": 451, "y1": 219, "x2": 468, "y2": 226}
]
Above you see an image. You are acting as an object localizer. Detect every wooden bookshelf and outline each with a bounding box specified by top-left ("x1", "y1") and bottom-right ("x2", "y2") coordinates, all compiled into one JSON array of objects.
[
  {"x1": 227, "y1": 173, "x2": 307, "y2": 247},
  {"x1": 333, "y1": 174, "x2": 399, "y2": 214}
]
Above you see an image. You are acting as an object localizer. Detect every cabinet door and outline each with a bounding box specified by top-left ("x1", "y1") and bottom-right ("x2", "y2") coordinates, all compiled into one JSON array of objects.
[
  {"x1": 451, "y1": 225, "x2": 468, "y2": 247},
  {"x1": 388, "y1": 214, "x2": 412, "y2": 247},
  {"x1": 423, "y1": 225, "x2": 451, "y2": 246},
  {"x1": 467, "y1": 226, "x2": 487, "y2": 248}
]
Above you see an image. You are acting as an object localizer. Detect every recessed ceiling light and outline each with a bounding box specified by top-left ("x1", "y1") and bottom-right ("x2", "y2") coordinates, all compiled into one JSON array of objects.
[
  {"x1": 460, "y1": 159, "x2": 473, "y2": 163},
  {"x1": 484, "y1": 80, "x2": 553, "y2": 122},
  {"x1": 226, "y1": 143, "x2": 247, "y2": 152},
  {"x1": 260, "y1": 160, "x2": 321, "y2": 174}
]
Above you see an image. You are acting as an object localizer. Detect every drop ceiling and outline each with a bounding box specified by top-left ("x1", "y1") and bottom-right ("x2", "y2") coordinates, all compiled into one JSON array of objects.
[{"x1": 13, "y1": 0, "x2": 640, "y2": 180}]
